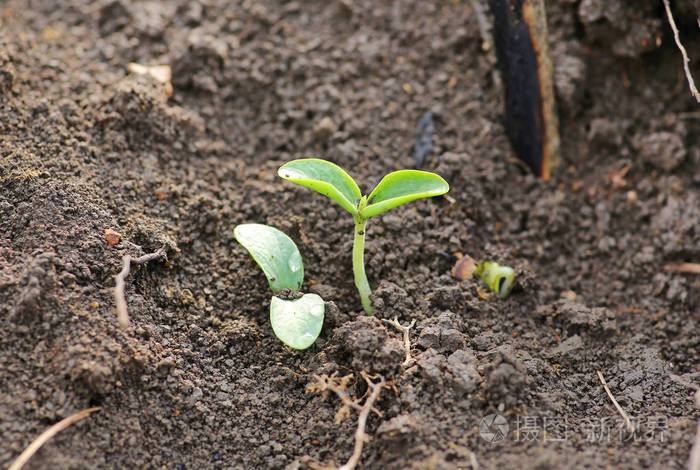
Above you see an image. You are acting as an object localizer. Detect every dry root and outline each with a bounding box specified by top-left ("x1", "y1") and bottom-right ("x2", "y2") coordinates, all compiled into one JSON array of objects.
[
  {"x1": 306, "y1": 372, "x2": 387, "y2": 470},
  {"x1": 663, "y1": 0, "x2": 700, "y2": 103},
  {"x1": 114, "y1": 246, "x2": 167, "y2": 328},
  {"x1": 383, "y1": 317, "x2": 416, "y2": 366}
]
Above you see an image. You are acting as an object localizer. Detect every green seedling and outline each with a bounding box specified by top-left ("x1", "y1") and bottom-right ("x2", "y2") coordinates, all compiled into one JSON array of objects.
[
  {"x1": 452, "y1": 255, "x2": 515, "y2": 297},
  {"x1": 475, "y1": 261, "x2": 515, "y2": 297},
  {"x1": 278, "y1": 158, "x2": 449, "y2": 314},
  {"x1": 234, "y1": 223, "x2": 324, "y2": 350}
]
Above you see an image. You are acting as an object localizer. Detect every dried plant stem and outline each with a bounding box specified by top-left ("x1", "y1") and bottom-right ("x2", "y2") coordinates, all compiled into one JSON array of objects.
[
  {"x1": 469, "y1": 451, "x2": 479, "y2": 469},
  {"x1": 664, "y1": 262, "x2": 700, "y2": 274},
  {"x1": 114, "y1": 247, "x2": 167, "y2": 328},
  {"x1": 8, "y1": 407, "x2": 101, "y2": 470},
  {"x1": 337, "y1": 373, "x2": 386, "y2": 470},
  {"x1": 308, "y1": 372, "x2": 386, "y2": 470},
  {"x1": 667, "y1": 373, "x2": 700, "y2": 470},
  {"x1": 597, "y1": 370, "x2": 634, "y2": 433},
  {"x1": 663, "y1": 0, "x2": 700, "y2": 103},
  {"x1": 690, "y1": 420, "x2": 700, "y2": 470},
  {"x1": 383, "y1": 317, "x2": 416, "y2": 366}
]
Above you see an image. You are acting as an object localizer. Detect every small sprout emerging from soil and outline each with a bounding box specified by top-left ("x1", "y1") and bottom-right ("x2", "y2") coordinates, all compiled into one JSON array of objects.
[
  {"x1": 452, "y1": 255, "x2": 515, "y2": 297},
  {"x1": 234, "y1": 223, "x2": 324, "y2": 350},
  {"x1": 278, "y1": 158, "x2": 449, "y2": 314},
  {"x1": 475, "y1": 261, "x2": 515, "y2": 297}
]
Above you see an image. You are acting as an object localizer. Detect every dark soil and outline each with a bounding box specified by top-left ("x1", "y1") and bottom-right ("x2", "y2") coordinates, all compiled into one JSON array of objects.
[{"x1": 1, "y1": 1, "x2": 699, "y2": 469}]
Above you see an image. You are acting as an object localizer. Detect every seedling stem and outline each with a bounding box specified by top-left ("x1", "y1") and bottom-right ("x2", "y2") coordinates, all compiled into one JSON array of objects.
[{"x1": 352, "y1": 210, "x2": 372, "y2": 314}]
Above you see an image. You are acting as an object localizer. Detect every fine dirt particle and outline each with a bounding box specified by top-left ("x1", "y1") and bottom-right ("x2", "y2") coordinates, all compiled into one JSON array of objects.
[
  {"x1": 446, "y1": 349, "x2": 481, "y2": 394},
  {"x1": 375, "y1": 414, "x2": 424, "y2": 460},
  {"x1": 416, "y1": 310, "x2": 468, "y2": 353},
  {"x1": 0, "y1": 50, "x2": 15, "y2": 94},
  {"x1": 327, "y1": 316, "x2": 404, "y2": 378},
  {"x1": 538, "y1": 300, "x2": 618, "y2": 337},
  {"x1": 483, "y1": 345, "x2": 534, "y2": 408},
  {"x1": 636, "y1": 131, "x2": 687, "y2": 171}
]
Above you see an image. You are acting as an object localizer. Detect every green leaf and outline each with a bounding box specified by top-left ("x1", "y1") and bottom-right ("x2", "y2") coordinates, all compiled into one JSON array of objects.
[
  {"x1": 278, "y1": 159, "x2": 362, "y2": 215},
  {"x1": 234, "y1": 224, "x2": 304, "y2": 293},
  {"x1": 270, "y1": 294, "x2": 325, "y2": 350},
  {"x1": 361, "y1": 170, "x2": 449, "y2": 218}
]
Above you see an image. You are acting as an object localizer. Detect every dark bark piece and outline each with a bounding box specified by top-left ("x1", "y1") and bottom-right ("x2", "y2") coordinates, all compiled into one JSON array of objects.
[{"x1": 488, "y1": 0, "x2": 561, "y2": 179}]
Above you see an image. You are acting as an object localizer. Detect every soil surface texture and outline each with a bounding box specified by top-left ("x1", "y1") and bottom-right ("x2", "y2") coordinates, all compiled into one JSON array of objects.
[{"x1": 1, "y1": 1, "x2": 699, "y2": 469}]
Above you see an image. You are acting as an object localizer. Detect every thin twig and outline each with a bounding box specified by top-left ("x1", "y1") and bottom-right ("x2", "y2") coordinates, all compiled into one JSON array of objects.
[
  {"x1": 469, "y1": 451, "x2": 479, "y2": 470},
  {"x1": 678, "y1": 111, "x2": 700, "y2": 119},
  {"x1": 470, "y1": 0, "x2": 493, "y2": 51},
  {"x1": 668, "y1": 374, "x2": 700, "y2": 470},
  {"x1": 665, "y1": 262, "x2": 700, "y2": 274},
  {"x1": 689, "y1": 420, "x2": 700, "y2": 470},
  {"x1": 669, "y1": 373, "x2": 700, "y2": 393},
  {"x1": 337, "y1": 372, "x2": 386, "y2": 470},
  {"x1": 689, "y1": 391, "x2": 700, "y2": 470},
  {"x1": 663, "y1": 0, "x2": 700, "y2": 103},
  {"x1": 597, "y1": 370, "x2": 634, "y2": 433},
  {"x1": 383, "y1": 317, "x2": 416, "y2": 366},
  {"x1": 114, "y1": 246, "x2": 167, "y2": 328},
  {"x1": 8, "y1": 407, "x2": 101, "y2": 470}
]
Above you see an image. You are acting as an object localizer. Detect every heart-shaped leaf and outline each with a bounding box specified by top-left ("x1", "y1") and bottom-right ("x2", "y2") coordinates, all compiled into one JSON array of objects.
[
  {"x1": 278, "y1": 159, "x2": 362, "y2": 215},
  {"x1": 361, "y1": 170, "x2": 449, "y2": 218},
  {"x1": 234, "y1": 224, "x2": 304, "y2": 293},
  {"x1": 270, "y1": 294, "x2": 325, "y2": 349}
]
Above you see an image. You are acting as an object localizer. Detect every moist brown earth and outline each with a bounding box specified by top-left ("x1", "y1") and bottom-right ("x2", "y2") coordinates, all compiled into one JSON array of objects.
[{"x1": 1, "y1": 1, "x2": 699, "y2": 469}]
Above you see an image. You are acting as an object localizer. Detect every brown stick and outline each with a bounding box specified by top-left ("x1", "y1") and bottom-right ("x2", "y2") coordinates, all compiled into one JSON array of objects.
[
  {"x1": 114, "y1": 247, "x2": 167, "y2": 328},
  {"x1": 667, "y1": 373, "x2": 700, "y2": 470},
  {"x1": 690, "y1": 419, "x2": 700, "y2": 470},
  {"x1": 597, "y1": 370, "x2": 634, "y2": 433},
  {"x1": 664, "y1": 262, "x2": 700, "y2": 274},
  {"x1": 8, "y1": 407, "x2": 101, "y2": 470},
  {"x1": 663, "y1": 0, "x2": 700, "y2": 103},
  {"x1": 383, "y1": 317, "x2": 416, "y2": 366},
  {"x1": 670, "y1": 373, "x2": 700, "y2": 470},
  {"x1": 337, "y1": 372, "x2": 386, "y2": 470}
]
